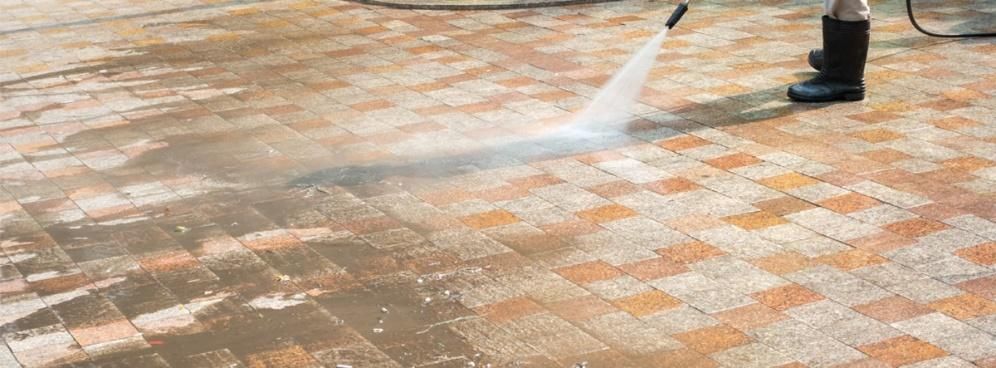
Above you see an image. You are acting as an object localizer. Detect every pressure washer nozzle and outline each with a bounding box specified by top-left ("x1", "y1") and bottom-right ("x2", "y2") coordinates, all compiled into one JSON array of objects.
[{"x1": 665, "y1": 0, "x2": 689, "y2": 29}]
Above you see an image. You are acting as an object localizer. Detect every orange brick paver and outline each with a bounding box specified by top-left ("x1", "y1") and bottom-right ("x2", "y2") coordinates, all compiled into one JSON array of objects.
[
  {"x1": 752, "y1": 284, "x2": 825, "y2": 311},
  {"x1": 674, "y1": 325, "x2": 751, "y2": 355},
  {"x1": 613, "y1": 290, "x2": 682, "y2": 317},
  {"x1": 461, "y1": 209, "x2": 520, "y2": 229},
  {"x1": 858, "y1": 336, "x2": 948, "y2": 367}
]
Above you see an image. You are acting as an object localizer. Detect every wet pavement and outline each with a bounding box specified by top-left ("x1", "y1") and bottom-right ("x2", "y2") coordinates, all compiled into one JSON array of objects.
[
  {"x1": 345, "y1": 0, "x2": 621, "y2": 10},
  {"x1": 1, "y1": 0, "x2": 995, "y2": 367}
]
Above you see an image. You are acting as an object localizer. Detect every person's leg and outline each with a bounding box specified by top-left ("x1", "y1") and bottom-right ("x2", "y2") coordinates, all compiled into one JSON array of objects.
[
  {"x1": 789, "y1": 0, "x2": 870, "y2": 102},
  {"x1": 825, "y1": 0, "x2": 870, "y2": 22},
  {"x1": 809, "y1": 0, "x2": 869, "y2": 70}
]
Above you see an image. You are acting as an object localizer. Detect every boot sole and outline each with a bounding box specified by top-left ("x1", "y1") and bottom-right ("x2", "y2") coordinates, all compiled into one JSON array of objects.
[{"x1": 788, "y1": 90, "x2": 864, "y2": 102}]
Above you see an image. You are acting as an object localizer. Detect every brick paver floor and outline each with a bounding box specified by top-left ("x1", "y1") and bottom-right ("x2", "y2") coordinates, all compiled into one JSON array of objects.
[
  {"x1": 1, "y1": 0, "x2": 995, "y2": 367},
  {"x1": 344, "y1": 0, "x2": 620, "y2": 10}
]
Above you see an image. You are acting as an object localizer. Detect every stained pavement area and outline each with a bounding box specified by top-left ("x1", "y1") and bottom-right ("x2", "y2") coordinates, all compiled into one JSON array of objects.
[{"x1": 1, "y1": 0, "x2": 996, "y2": 367}]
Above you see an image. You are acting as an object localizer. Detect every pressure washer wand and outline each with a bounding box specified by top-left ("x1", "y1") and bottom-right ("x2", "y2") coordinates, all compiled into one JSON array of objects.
[{"x1": 665, "y1": 0, "x2": 690, "y2": 29}]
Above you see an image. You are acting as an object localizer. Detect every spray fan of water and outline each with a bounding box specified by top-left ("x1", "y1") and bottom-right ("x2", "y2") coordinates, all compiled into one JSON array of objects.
[
  {"x1": 553, "y1": 27, "x2": 670, "y2": 137},
  {"x1": 301, "y1": 28, "x2": 675, "y2": 187}
]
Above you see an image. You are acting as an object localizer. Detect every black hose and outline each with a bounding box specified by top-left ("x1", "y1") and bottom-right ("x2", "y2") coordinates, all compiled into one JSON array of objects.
[{"x1": 906, "y1": 0, "x2": 996, "y2": 38}]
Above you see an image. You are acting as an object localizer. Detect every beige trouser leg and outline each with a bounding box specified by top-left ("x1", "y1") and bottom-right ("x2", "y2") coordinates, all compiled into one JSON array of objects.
[{"x1": 825, "y1": 0, "x2": 870, "y2": 21}]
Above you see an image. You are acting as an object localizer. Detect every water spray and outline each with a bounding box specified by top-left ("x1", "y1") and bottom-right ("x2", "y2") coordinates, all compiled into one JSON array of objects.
[{"x1": 558, "y1": 0, "x2": 692, "y2": 133}]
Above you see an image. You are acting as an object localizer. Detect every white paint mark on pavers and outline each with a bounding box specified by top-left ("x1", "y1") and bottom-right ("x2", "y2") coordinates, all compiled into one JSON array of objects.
[
  {"x1": 131, "y1": 305, "x2": 199, "y2": 334},
  {"x1": 25, "y1": 270, "x2": 74, "y2": 283},
  {"x1": 249, "y1": 293, "x2": 307, "y2": 311},
  {"x1": 93, "y1": 276, "x2": 128, "y2": 289},
  {"x1": 96, "y1": 216, "x2": 150, "y2": 226},
  {"x1": 185, "y1": 293, "x2": 233, "y2": 314},
  {"x1": 7, "y1": 252, "x2": 36, "y2": 263},
  {"x1": 0, "y1": 297, "x2": 48, "y2": 326},
  {"x1": 41, "y1": 287, "x2": 92, "y2": 306}
]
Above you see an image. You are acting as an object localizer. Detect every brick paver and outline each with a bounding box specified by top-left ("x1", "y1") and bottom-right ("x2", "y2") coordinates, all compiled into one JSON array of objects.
[{"x1": 1, "y1": 0, "x2": 995, "y2": 367}]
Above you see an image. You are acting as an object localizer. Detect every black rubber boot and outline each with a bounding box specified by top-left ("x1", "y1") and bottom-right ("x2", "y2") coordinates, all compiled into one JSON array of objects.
[
  {"x1": 788, "y1": 16, "x2": 870, "y2": 102},
  {"x1": 808, "y1": 49, "x2": 823, "y2": 71}
]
